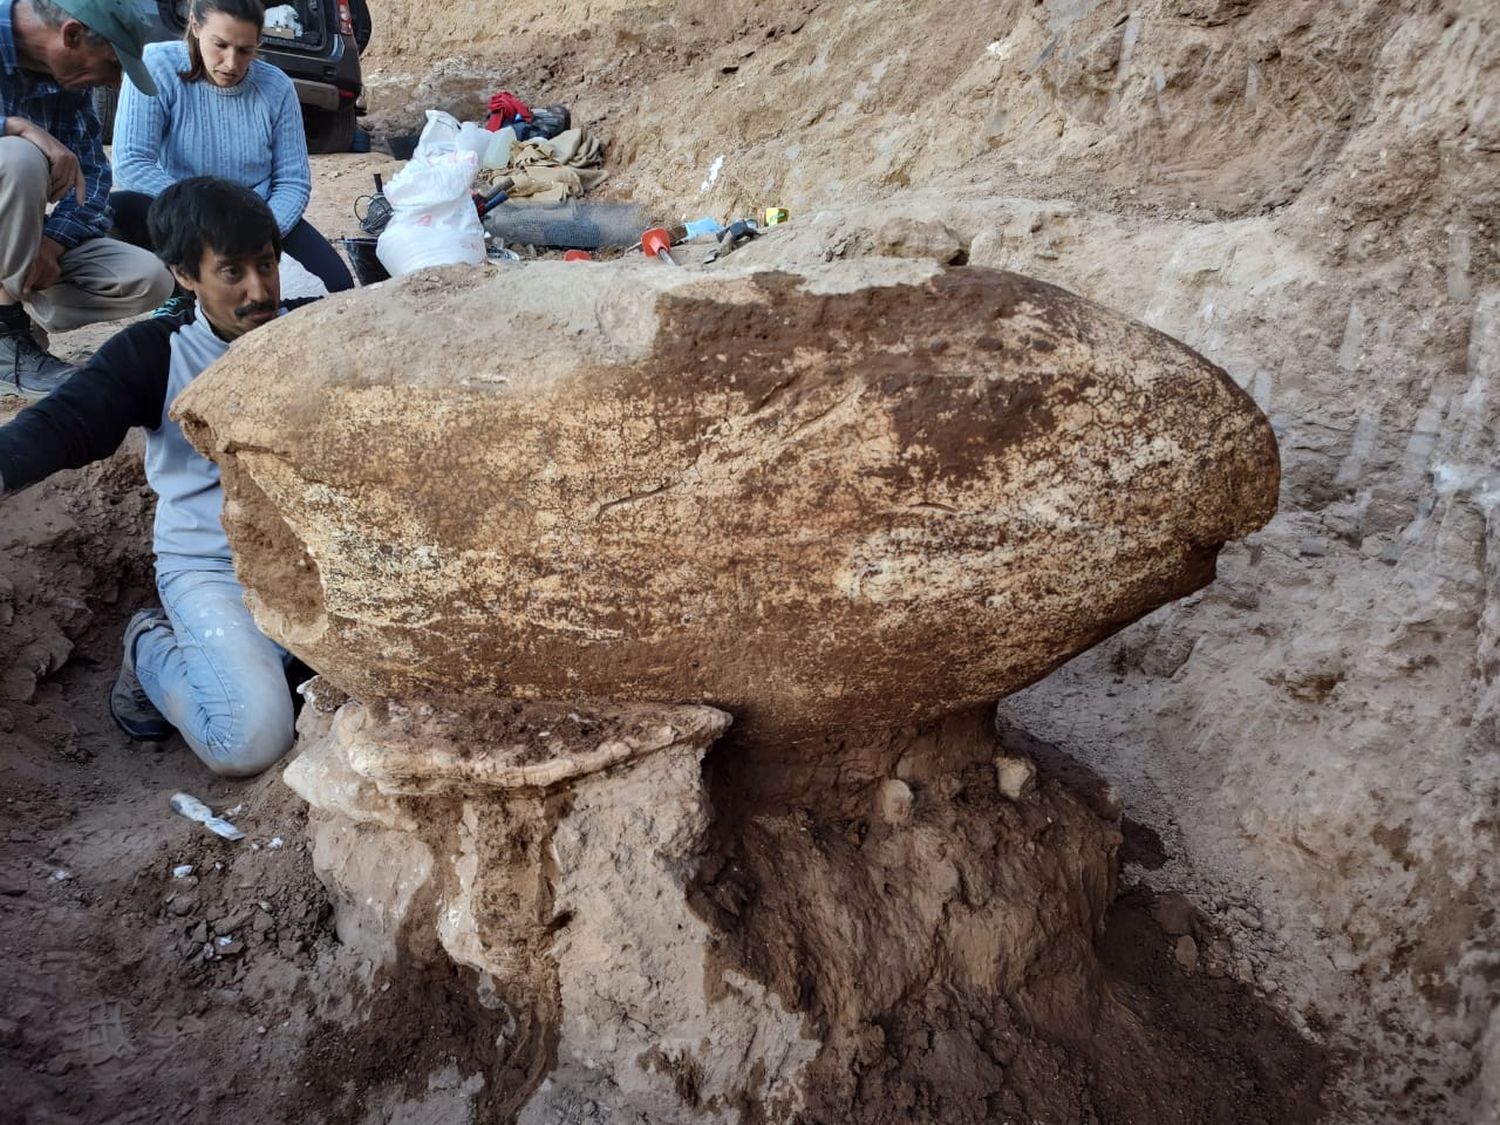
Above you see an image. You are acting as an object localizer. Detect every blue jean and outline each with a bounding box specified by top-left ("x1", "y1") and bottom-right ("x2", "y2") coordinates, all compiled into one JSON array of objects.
[{"x1": 133, "y1": 568, "x2": 297, "y2": 777}]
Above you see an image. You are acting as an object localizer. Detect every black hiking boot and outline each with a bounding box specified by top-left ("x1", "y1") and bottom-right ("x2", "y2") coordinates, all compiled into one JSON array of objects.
[{"x1": 110, "y1": 608, "x2": 175, "y2": 742}]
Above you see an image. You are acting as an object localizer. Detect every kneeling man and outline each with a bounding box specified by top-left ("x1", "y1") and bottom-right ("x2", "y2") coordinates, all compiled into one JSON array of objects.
[{"x1": 0, "y1": 176, "x2": 315, "y2": 776}]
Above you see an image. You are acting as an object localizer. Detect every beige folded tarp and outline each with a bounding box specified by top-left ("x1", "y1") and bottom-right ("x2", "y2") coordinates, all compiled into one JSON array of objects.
[{"x1": 482, "y1": 129, "x2": 607, "y2": 203}]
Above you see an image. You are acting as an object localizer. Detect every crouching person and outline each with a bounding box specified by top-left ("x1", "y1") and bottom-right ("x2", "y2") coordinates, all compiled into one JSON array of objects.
[{"x1": 0, "y1": 177, "x2": 315, "y2": 776}]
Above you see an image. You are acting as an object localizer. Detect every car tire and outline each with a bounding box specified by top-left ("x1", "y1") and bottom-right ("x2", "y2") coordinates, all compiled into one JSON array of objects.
[
  {"x1": 304, "y1": 104, "x2": 358, "y2": 154},
  {"x1": 92, "y1": 85, "x2": 120, "y2": 146}
]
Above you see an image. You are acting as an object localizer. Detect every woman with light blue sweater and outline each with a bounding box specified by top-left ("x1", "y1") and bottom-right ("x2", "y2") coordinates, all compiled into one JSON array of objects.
[{"x1": 110, "y1": 0, "x2": 353, "y2": 293}]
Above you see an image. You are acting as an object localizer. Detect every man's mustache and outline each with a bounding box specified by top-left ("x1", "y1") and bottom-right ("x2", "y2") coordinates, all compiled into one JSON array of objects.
[{"x1": 234, "y1": 301, "x2": 278, "y2": 319}]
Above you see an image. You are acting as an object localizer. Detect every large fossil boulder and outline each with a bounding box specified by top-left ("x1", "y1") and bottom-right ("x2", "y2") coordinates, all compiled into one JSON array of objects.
[{"x1": 175, "y1": 260, "x2": 1277, "y2": 737}]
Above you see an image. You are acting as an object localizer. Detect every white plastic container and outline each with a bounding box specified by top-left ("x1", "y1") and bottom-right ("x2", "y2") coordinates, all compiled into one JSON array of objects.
[
  {"x1": 482, "y1": 125, "x2": 517, "y2": 170},
  {"x1": 456, "y1": 121, "x2": 490, "y2": 164}
]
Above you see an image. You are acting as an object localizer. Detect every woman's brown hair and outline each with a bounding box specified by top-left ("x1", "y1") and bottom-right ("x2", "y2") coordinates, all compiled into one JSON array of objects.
[{"x1": 178, "y1": 0, "x2": 267, "y2": 83}]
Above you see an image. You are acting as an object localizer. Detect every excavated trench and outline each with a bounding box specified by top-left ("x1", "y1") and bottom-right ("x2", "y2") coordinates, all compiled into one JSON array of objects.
[
  {"x1": 141, "y1": 256, "x2": 1305, "y2": 1122},
  {"x1": 4, "y1": 0, "x2": 1496, "y2": 1122}
]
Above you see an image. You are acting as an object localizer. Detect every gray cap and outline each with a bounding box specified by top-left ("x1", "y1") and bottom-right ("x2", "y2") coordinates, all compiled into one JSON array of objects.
[{"x1": 48, "y1": 0, "x2": 158, "y2": 96}]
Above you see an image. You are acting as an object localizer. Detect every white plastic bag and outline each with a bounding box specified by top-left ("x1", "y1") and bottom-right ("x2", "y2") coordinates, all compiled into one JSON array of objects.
[
  {"x1": 414, "y1": 109, "x2": 461, "y2": 157},
  {"x1": 278, "y1": 251, "x2": 327, "y2": 298},
  {"x1": 376, "y1": 156, "x2": 485, "y2": 276},
  {"x1": 376, "y1": 111, "x2": 485, "y2": 277},
  {"x1": 263, "y1": 4, "x2": 303, "y2": 36}
]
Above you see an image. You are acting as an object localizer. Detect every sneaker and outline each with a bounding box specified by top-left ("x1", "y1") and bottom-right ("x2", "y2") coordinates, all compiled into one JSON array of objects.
[
  {"x1": 0, "y1": 317, "x2": 77, "y2": 401},
  {"x1": 152, "y1": 293, "x2": 194, "y2": 320},
  {"x1": 110, "y1": 608, "x2": 175, "y2": 742}
]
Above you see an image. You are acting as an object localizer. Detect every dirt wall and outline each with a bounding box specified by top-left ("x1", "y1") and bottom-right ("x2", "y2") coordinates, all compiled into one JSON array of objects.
[{"x1": 361, "y1": 0, "x2": 1451, "y2": 221}]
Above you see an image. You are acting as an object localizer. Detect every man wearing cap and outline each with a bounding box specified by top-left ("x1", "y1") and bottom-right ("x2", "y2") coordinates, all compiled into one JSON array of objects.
[{"x1": 1, "y1": 0, "x2": 173, "y2": 399}]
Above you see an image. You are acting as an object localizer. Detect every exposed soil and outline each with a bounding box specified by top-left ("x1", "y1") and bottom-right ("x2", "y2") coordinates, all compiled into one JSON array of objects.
[
  {"x1": 0, "y1": 448, "x2": 505, "y2": 1123},
  {"x1": 5, "y1": 0, "x2": 1493, "y2": 1118},
  {"x1": 693, "y1": 715, "x2": 1331, "y2": 1124},
  {"x1": 1095, "y1": 887, "x2": 1332, "y2": 1124}
]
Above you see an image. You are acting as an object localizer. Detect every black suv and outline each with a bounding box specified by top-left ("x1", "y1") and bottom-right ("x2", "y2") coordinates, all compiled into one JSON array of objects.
[{"x1": 96, "y1": 0, "x2": 371, "y2": 154}]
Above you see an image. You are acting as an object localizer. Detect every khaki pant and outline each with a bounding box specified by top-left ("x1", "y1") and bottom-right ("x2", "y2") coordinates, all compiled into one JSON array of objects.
[{"x1": 0, "y1": 135, "x2": 173, "y2": 333}]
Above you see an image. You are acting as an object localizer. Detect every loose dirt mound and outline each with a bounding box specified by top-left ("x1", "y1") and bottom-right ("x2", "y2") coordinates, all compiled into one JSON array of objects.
[
  {"x1": 691, "y1": 716, "x2": 1330, "y2": 1123},
  {"x1": 0, "y1": 442, "x2": 499, "y2": 1123}
]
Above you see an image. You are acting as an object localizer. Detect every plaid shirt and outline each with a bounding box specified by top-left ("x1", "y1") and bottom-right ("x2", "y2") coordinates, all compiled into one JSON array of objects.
[{"x1": 0, "y1": 0, "x2": 113, "y2": 248}]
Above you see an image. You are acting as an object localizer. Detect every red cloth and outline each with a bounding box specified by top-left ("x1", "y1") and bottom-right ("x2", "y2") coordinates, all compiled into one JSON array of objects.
[{"x1": 484, "y1": 91, "x2": 533, "y2": 130}]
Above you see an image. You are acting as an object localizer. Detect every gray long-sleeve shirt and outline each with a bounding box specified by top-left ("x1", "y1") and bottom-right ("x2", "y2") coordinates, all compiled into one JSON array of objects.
[{"x1": 0, "y1": 301, "x2": 312, "y2": 574}]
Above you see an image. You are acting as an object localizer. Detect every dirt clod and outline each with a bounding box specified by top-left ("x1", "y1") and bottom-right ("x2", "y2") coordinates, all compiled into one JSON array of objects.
[{"x1": 1153, "y1": 892, "x2": 1199, "y2": 937}]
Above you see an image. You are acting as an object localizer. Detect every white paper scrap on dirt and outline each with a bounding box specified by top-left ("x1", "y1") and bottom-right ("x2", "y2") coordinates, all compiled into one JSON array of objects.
[{"x1": 699, "y1": 154, "x2": 724, "y2": 193}]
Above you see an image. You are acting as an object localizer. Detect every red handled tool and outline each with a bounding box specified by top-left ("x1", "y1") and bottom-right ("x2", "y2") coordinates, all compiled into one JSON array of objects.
[
  {"x1": 473, "y1": 178, "x2": 514, "y2": 218},
  {"x1": 641, "y1": 227, "x2": 677, "y2": 265}
]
